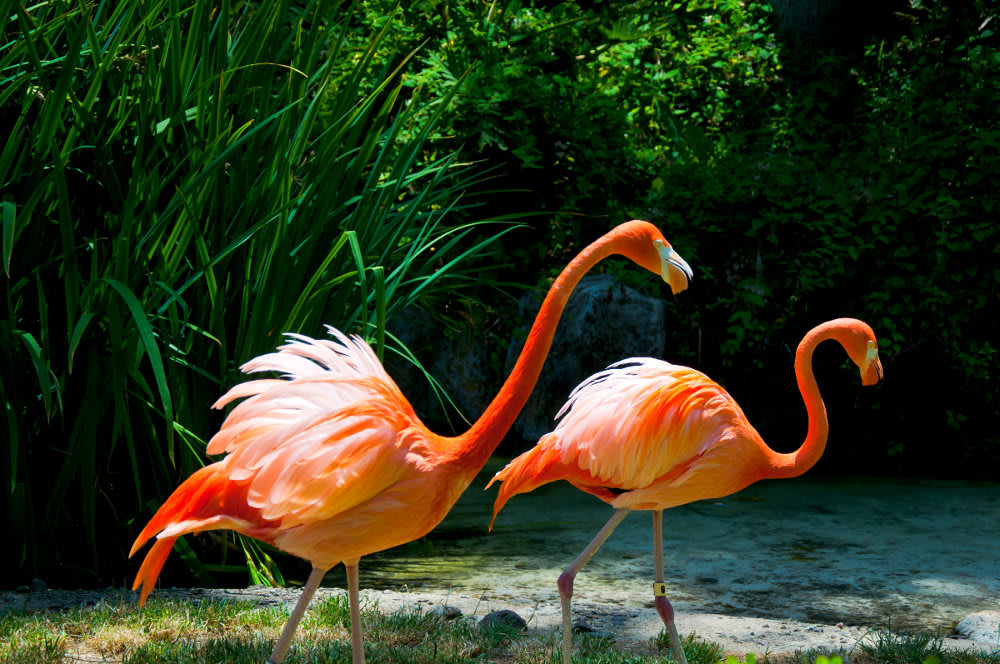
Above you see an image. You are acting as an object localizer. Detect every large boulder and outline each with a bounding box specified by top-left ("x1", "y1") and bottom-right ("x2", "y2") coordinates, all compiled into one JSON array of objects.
[
  {"x1": 384, "y1": 309, "x2": 492, "y2": 434},
  {"x1": 504, "y1": 273, "x2": 666, "y2": 442},
  {"x1": 385, "y1": 274, "x2": 669, "y2": 444}
]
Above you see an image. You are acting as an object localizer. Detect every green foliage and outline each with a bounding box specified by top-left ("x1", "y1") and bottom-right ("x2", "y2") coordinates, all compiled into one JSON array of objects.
[
  {"x1": 342, "y1": 1, "x2": 781, "y2": 227},
  {"x1": 0, "y1": 0, "x2": 512, "y2": 586}
]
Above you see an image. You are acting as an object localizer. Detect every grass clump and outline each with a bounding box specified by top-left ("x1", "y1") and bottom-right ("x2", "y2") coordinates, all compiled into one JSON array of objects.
[
  {"x1": 652, "y1": 630, "x2": 726, "y2": 664},
  {"x1": 856, "y1": 628, "x2": 1000, "y2": 664},
  {"x1": 0, "y1": 632, "x2": 64, "y2": 664}
]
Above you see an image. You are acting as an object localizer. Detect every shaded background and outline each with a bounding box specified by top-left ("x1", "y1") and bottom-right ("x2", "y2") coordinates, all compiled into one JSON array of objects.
[{"x1": 1, "y1": 0, "x2": 996, "y2": 590}]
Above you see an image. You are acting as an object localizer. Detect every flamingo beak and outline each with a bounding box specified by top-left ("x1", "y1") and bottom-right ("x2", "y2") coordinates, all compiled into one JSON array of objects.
[
  {"x1": 655, "y1": 240, "x2": 693, "y2": 295},
  {"x1": 861, "y1": 340, "x2": 883, "y2": 386}
]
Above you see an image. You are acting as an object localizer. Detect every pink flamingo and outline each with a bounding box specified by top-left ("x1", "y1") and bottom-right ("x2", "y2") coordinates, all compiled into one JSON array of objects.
[{"x1": 489, "y1": 318, "x2": 883, "y2": 664}]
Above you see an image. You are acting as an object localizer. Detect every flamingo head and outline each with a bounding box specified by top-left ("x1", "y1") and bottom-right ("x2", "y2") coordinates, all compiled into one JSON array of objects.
[
  {"x1": 654, "y1": 237, "x2": 693, "y2": 295},
  {"x1": 860, "y1": 339, "x2": 884, "y2": 386},
  {"x1": 617, "y1": 220, "x2": 692, "y2": 295},
  {"x1": 838, "y1": 319, "x2": 884, "y2": 386}
]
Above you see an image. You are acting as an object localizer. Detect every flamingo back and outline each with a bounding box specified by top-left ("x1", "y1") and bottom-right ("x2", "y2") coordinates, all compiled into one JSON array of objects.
[
  {"x1": 490, "y1": 358, "x2": 761, "y2": 523},
  {"x1": 130, "y1": 328, "x2": 431, "y2": 601}
]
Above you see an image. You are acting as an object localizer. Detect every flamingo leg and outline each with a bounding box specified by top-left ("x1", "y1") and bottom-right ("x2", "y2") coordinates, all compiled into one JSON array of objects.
[
  {"x1": 346, "y1": 560, "x2": 365, "y2": 664},
  {"x1": 653, "y1": 510, "x2": 688, "y2": 664},
  {"x1": 557, "y1": 507, "x2": 630, "y2": 664},
  {"x1": 268, "y1": 566, "x2": 326, "y2": 664}
]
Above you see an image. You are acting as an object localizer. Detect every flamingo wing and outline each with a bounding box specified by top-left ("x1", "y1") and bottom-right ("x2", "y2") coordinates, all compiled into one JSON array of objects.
[
  {"x1": 130, "y1": 328, "x2": 432, "y2": 599},
  {"x1": 203, "y1": 328, "x2": 427, "y2": 524},
  {"x1": 489, "y1": 358, "x2": 753, "y2": 523},
  {"x1": 207, "y1": 327, "x2": 411, "y2": 456}
]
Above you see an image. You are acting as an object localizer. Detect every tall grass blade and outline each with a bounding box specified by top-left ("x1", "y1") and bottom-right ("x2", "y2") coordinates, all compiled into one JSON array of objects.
[
  {"x1": 103, "y1": 278, "x2": 175, "y2": 461},
  {"x1": 1, "y1": 201, "x2": 13, "y2": 277},
  {"x1": 15, "y1": 331, "x2": 53, "y2": 420}
]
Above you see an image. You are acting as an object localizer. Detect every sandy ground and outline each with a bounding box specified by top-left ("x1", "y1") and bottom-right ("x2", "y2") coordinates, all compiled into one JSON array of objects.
[{"x1": 4, "y1": 585, "x2": 998, "y2": 658}]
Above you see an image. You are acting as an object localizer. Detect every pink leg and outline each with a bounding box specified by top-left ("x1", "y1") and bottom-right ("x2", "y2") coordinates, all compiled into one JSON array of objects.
[
  {"x1": 558, "y1": 508, "x2": 630, "y2": 664},
  {"x1": 346, "y1": 561, "x2": 365, "y2": 664},
  {"x1": 653, "y1": 510, "x2": 688, "y2": 664},
  {"x1": 268, "y1": 566, "x2": 326, "y2": 664}
]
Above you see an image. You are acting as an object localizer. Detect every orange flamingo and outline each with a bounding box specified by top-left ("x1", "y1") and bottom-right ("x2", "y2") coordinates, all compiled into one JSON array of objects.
[
  {"x1": 129, "y1": 220, "x2": 693, "y2": 664},
  {"x1": 488, "y1": 318, "x2": 883, "y2": 664}
]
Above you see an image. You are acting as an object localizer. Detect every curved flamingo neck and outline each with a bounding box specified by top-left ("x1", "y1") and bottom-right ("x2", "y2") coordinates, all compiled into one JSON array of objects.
[
  {"x1": 446, "y1": 225, "x2": 646, "y2": 473},
  {"x1": 765, "y1": 322, "x2": 841, "y2": 479}
]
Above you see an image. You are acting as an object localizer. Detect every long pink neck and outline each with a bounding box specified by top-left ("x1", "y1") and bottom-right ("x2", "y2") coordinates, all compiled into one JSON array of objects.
[
  {"x1": 765, "y1": 322, "x2": 840, "y2": 479},
  {"x1": 446, "y1": 226, "x2": 643, "y2": 473}
]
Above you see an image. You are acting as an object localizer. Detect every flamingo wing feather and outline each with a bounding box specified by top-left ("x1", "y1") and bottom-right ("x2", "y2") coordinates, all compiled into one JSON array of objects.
[
  {"x1": 131, "y1": 329, "x2": 427, "y2": 599},
  {"x1": 491, "y1": 358, "x2": 751, "y2": 523}
]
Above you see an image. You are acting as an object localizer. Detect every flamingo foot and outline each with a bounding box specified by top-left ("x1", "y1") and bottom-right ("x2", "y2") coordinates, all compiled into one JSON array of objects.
[
  {"x1": 346, "y1": 561, "x2": 366, "y2": 664},
  {"x1": 268, "y1": 566, "x2": 326, "y2": 664},
  {"x1": 654, "y1": 595, "x2": 688, "y2": 664},
  {"x1": 558, "y1": 570, "x2": 576, "y2": 664}
]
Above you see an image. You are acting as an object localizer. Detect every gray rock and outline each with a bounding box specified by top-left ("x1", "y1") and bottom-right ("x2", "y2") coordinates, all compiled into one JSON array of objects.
[
  {"x1": 385, "y1": 308, "x2": 492, "y2": 431},
  {"x1": 504, "y1": 273, "x2": 667, "y2": 441},
  {"x1": 31, "y1": 578, "x2": 47, "y2": 593},
  {"x1": 572, "y1": 617, "x2": 597, "y2": 633},
  {"x1": 430, "y1": 604, "x2": 462, "y2": 620},
  {"x1": 956, "y1": 611, "x2": 1000, "y2": 644},
  {"x1": 479, "y1": 609, "x2": 527, "y2": 632},
  {"x1": 384, "y1": 274, "x2": 669, "y2": 442}
]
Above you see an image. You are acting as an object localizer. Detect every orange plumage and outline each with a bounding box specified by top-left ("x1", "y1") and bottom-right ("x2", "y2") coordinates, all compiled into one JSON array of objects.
[
  {"x1": 129, "y1": 331, "x2": 438, "y2": 596},
  {"x1": 488, "y1": 318, "x2": 884, "y2": 664},
  {"x1": 490, "y1": 361, "x2": 764, "y2": 517}
]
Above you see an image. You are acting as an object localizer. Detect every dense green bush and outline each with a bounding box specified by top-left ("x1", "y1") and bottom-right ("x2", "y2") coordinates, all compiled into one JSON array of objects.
[
  {"x1": 638, "y1": 3, "x2": 999, "y2": 476},
  {"x1": 342, "y1": 1, "x2": 999, "y2": 477}
]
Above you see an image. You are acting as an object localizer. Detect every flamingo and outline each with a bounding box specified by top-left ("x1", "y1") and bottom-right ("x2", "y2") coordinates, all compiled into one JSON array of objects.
[
  {"x1": 487, "y1": 318, "x2": 883, "y2": 664},
  {"x1": 128, "y1": 220, "x2": 693, "y2": 664}
]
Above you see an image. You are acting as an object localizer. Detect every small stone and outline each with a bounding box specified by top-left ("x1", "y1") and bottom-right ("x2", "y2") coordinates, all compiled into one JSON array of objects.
[
  {"x1": 15, "y1": 585, "x2": 29, "y2": 594},
  {"x1": 431, "y1": 604, "x2": 462, "y2": 620},
  {"x1": 572, "y1": 618, "x2": 596, "y2": 633},
  {"x1": 31, "y1": 578, "x2": 47, "y2": 592},
  {"x1": 479, "y1": 609, "x2": 527, "y2": 632},
  {"x1": 956, "y1": 611, "x2": 1000, "y2": 643},
  {"x1": 836, "y1": 622, "x2": 845, "y2": 629}
]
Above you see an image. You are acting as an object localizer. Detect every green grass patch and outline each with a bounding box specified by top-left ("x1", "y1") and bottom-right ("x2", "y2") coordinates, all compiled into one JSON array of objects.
[{"x1": 3, "y1": 597, "x2": 1000, "y2": 664}]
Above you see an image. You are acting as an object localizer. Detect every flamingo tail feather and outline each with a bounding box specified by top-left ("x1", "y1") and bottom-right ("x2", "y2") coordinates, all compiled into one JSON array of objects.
[{"x1": 132, "y1": 536, "x2": 178, "y2": 606}]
